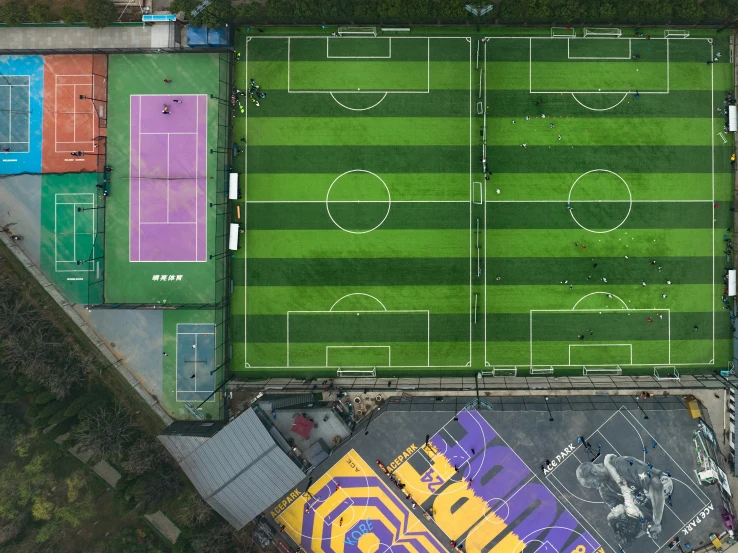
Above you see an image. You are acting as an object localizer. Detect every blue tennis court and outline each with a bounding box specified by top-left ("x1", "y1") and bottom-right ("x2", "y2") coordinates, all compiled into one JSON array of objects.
[
  {"x1": 176, "y1": 323, "x2": 216, "y2": 402},
  {"x1": 0, "y1": 56, "x2": 43, "y2": 174}
]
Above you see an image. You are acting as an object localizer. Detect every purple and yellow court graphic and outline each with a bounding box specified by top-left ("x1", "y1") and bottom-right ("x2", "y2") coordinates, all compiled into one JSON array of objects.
[{"x1": 276, "y1": 410, "x2": 603, "y2": 553}]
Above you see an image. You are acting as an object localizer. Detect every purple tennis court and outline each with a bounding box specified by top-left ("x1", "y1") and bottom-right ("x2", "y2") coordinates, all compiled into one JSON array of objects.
[{"x1": 129, "y1": 94, "x2": 207, "y2": 262}]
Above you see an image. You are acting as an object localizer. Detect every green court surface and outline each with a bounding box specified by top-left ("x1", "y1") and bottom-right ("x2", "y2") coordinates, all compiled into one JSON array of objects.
[
  {"x1": 161, "y1": 310, "x2": 223, "y2": 420},
  {"x1": 40, "y1": 173, "x2": 103, "y2": 304},
  {"x1": 104, "y1": 54, "x2": 220, "y2": 304},
  {"x1": 231, "y1": 30, "x2": 734, "y2": 378}
]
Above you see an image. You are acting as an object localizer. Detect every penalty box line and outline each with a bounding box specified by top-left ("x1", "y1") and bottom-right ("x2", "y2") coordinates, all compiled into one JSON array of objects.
[
  {"x1": 286, "y1": 309, "x2": 430, "y2": 368},
  {"x1": 287, "y1": 36, "x2": 431, "y2": 94},
  {"x1": 530, "y1": 309, "x2": 671, "y2": 367},
  {"x1": 326, "y1": 36, "x2": 392, "y2": 59},
  {"x1": 525, "y1": 36, "x2": 670, "y2": 94}
]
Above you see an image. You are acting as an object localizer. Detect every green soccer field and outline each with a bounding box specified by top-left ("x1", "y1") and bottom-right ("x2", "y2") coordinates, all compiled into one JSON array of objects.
[{"x1": 231, "y1": 30, "x2": 734, "y2": 378}]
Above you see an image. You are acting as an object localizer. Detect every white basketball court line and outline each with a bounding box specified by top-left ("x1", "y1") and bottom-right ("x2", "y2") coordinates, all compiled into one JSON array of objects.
[
  {"x1": 0, "y1": 75, "x2": 31, "y2": 151},
  {"x1": 54, "y1": 74, "x2": 97, "y2": 153},
  {"x1": 543, "y1": 406, "x2": 713, "y2": 553},
  {"x1": 54, "y1": 192, "x2": 95, "y2": 273}
]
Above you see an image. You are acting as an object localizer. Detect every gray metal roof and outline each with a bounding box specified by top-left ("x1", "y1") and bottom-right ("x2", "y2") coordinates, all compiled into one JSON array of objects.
[{"x1": 159, "y1": 409, "x2": 306, "y2": 528}]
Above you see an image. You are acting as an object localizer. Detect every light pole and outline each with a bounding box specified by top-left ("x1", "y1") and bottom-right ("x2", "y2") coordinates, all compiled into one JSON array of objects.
[
  {"x1": 79, "y1": 94, "x2": 104, "y2": 102},
  {"x1": 545, "y1": 396, "x2": 554, "y2": 422}
]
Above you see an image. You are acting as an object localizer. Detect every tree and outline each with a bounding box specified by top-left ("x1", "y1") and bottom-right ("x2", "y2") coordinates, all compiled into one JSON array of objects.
[
  {"x1": 169, "y1": 0, "x2": 233, "y2": 27},
  {"x1": 703, "y1": 0, "x2": 738, "y2": 20},
  {"x1": 0, "y1": 512, "x2": 27, "y2": 545},
  {"x1": 131, "y1": 468, "x2": 181, "y2": 508},
  {"x1": 65, "y1": 471, "x2": 87, "y2": 503},
  {"x1": 189, "y1": 523, "x2": 236, "y2": 553},
  {"x1": 72, "y1": 402, "x2": 135, "y2": 462},
  {"x1": 121, "y1": 438, "x2": 166, "y2": 476},
  {"x1": 673, "y1": 0, "x2": 703, "y2": 22},
  {"x1": 54, "y1": 496, "x2": 94, "y2": 527},
  {"x1": 63, "y1": 394, "x2": 98, "y2": 417},
  {"x1": 0, "y1": 0, "x2": 27, "y2": 26},
  {"x1": 28, "y1": 3, "x2": 55, "y2": 22},
  {"x1": 175, "y1": 492, "x2": 213, "y2": 528},
  {"x1": 0, "y1": 406, "x2": 22, "y2": 441},
  {"x1": 83, "y1": 0, "x2": 117, "y2": 28},
  {"x1": 60, "y1": 4, "x2": 81, "y2": 23},
  {"x1": 31, "y1": 498, "x2": 54, "y2": 521}
]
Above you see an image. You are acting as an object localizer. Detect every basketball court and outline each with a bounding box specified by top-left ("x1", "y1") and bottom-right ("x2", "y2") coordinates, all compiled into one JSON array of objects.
[{"x1": 270, "y1": 401, "x2": 724, "y2": 553}]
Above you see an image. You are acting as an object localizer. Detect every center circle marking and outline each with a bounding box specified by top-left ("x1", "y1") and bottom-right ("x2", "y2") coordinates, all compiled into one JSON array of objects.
[
  {"x1": 567, "y1": 169, "x2": 632, "y2": 234},
  {"x1": 326, "y1": 170, "x2": 391, "y2": 234}
]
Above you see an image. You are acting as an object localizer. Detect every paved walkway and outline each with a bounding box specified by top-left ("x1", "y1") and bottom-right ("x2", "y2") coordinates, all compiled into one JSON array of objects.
[{"x1": 0, "y1": 23, "x2": 178, "y2": 51}]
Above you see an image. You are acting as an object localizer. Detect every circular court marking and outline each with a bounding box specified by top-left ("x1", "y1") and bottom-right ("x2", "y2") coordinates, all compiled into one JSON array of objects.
[
  {"x1": 330, "y1": 92, "x2": 388, "y2": 111},
  {"x1": 278, "y1": 456, "x2": 372, "y2": 542},
  {"x1": 512, "y1": 527, "x2": 597, "y2": 553},
  {"x1": 567, "y1": 169, "x2": 632, "y2": 234},
  {"x1": 402, "y1": 412, "x2": 489, "y2": 499},
  {"x1": 572, "y1": 292, "x2": 629, "y2": 310},
  {"x1": 330, "y1": 292, "x2": 387, "y2": 312},
  {"x1": 571, "y1": 92, "x2": 629, "y2": 112},
  {"x1": 326, "y1": 170, "x2": 391, "y2": 234},
  {"x1": 365, "y1": 541, "x2": 393, "y2": 553}
]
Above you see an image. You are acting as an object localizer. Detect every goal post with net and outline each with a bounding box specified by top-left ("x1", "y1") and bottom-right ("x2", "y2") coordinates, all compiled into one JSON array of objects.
[
  {"x1": 664, "y1": 29, "x2": 690, "y2": 38},
  {"x1": 336, "y1": 368, "x2": 377, "y2": 377},
  {"x1": 551, "y1": 27, "x2": 576, "y2": 38},
  {"x1": 337, "y1": 27, "x2": 377, "y2": 37},
  {"x1": 583, "y1": 28, "x2": 622, "y2": 38}
]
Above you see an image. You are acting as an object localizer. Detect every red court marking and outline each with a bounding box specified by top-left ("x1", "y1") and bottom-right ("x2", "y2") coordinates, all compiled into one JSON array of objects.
[{"x1": 42, "y1": 55, "x2": 107, "y2": 173}]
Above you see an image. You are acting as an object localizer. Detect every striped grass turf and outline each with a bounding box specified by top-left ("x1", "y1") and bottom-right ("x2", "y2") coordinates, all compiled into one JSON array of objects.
[{"x1": 231, "y1": 32, "x2": 733, "y2": 377}]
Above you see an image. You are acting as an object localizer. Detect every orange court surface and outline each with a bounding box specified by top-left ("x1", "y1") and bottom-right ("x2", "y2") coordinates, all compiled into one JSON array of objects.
[{"x1": 42, "y1": 54, "x2": 107, "y2": 173}]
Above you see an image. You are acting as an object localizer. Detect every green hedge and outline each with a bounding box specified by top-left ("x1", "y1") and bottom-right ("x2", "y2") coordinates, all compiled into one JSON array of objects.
[{"x1": 226, "y1": 0, "x2": 738, "y2": 26}]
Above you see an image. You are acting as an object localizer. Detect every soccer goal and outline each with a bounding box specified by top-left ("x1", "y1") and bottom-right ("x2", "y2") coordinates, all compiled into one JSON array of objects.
[
  {"x1": 582, "y1": 366, "x2": 622, "y2": 376},
  {"x1": 551, "y1": 27, "x2": 576, "y2": 38},
  {"x1": 338, "y1": 27, "x2": 377, "y2": 37},
  {"x1": 337, "y1": 368, "x2": 377, "y2": 377},
  {"x1": 664, "y1": 29, "x2": 690, "y2": 38},
  {"x1": 583, "y1": 28, "x2": 622, "y2": 38},
  {"x1": 478, "y1": 367, "x2": 518, "y2": 378},
  {"x1": 654, "y1": 366, "x2": 680, "y2": 381},
  {"x1": 530, "y1": 366, "x2": 555, "y2": 375}
]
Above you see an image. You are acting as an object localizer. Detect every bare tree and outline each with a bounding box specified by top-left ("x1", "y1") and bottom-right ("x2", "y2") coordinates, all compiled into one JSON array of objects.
[
  {"x1": 189, "y1": 523, "x2": 235, "y2": 553},
  {"x1": 175, "y1": 492, "x2": 213, "y2": 528},
  {"x1": 132, "y1": 468, "x2": 182, "y2": 508},
  {"x1": 0, "y1": 511, "x2": 27, "y2": 545},
  {"x1": 72, "y1": 402, "x2": 135, "y2": 461},
  {"x1": 121, "y1": 438, "x2": 166, "y2": 476}
]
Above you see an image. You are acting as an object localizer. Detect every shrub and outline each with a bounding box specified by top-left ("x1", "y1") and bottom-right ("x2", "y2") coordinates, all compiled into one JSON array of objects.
[
  {"x1": 83, "y1": 0, "x2": 117, "y2": 28},
  {"x1": 28, "y1": 3, "x2": 54, "y2": 23},
  {"x1": 60, "y1": 4, "x2": 81, "y2": 23},
  {"x1": 0, "y1": 1, "x2": 27, "y2": 26},
  {"x1": 33, "y1": 390, "x2": 56, "y2": 405},
  {"x1": 63, "y1": 395, "x2": 97, "y2": 417}
]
